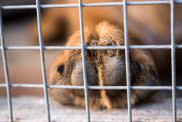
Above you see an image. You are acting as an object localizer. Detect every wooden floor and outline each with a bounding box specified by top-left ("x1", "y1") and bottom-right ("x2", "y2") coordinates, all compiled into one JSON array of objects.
[{"x1": 1, "y1": 91, "x2": 182, "y2": 122}]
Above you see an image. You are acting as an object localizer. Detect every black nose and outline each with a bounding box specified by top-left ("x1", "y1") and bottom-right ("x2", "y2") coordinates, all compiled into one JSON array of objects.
[
  {"x1": 102, "y1": 56, "x2": 126, "y2": 86},
  {"x1": 71, "y1": 61, "x2": 98, "y2": 86}
]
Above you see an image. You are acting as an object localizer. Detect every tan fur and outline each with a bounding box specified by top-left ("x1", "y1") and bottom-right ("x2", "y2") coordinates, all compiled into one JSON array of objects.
[
  {"x1": 47, "y1": 21, "x2": 159, "y2": 109},
  {"x1": 34, "y1": 0, "x2": 182, "y2": 110}
]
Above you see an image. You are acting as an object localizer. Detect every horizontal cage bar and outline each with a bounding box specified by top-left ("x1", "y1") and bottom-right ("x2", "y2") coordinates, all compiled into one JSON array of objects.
[
  {"x1": 1, "y1": 0, "x2": 182, "y2": 10},
  {"x1": 1, "y1": 45, "x2": 182, "y2": 50},
  {"x1": 0, "y1": 83, "x2": 182, "y2": 90}
]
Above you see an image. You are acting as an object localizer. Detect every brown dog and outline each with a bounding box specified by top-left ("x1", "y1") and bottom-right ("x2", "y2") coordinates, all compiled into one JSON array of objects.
[{"x1": 34, "y1": 0, "x2": 182, "y2": 109}]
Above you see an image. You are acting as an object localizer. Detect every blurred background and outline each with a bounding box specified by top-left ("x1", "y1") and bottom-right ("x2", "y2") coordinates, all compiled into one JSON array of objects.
[{"x1": 0, "y1": 0, "x2": 63, "y2": 96}]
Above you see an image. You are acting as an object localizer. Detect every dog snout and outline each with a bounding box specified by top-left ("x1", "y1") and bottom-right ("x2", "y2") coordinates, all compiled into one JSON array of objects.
[
  {"x1": 102, "y1": 56, "x2": 126, "y2": 86},
  {"x1": 71, "y1": 61, "x2": 98, "y2": 86}
]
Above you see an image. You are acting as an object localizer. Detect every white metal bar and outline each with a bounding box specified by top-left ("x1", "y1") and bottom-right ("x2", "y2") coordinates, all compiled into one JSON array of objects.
[
  {"x1": 3, "y1": 1, "x2": 182, "y2": 10},
  {"x1": 0, "y1": 9, "x2": 13, "y2": 122},
  {"x1": 2, "y1": 5, "x2": 36, "y2": 9},
  {"x1": 35, "y1": 0, "x2": 51, "y2": 121},
  {"x1": 0, "y1": 45, "x2": 178, "y2": 50},
  {"x1": 123, "y1": 0, "x2": 132, "y2": 121},
  {"x1": 1, "y1": 83, "x2": 182, "y2": 90},
  {"x1": 78, "y1": 0, "x2": 91, "y2": 121},
  {"x1": 170, "y1": 0, "x2": 177, "y2": 121},
  {"x1": 85, "y1": 1, "x2": 169, "y2": 6}
]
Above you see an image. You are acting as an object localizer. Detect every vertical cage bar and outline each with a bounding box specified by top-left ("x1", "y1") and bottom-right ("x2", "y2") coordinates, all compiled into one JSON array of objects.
[
  {"x1": 123, "y1": 0, "x2": 132, "y2": 122},
  {"x1": 78, "y1": 0, "x2": 91, "y2": 122},
  {"x1": 170, "y1": 0, "x2": 177, "y2": 121},
  {"x1": 35, "y1": 0, "x2": 51, "y2": 121},
  {"x1": 0, "y1": 8, "x2": 13, "y2": 122}
]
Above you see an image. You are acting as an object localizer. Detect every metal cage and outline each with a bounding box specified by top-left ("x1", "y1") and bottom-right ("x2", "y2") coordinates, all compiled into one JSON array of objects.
[{"x1": 1, "y1": 0, "x2": 182, "y2": 122}]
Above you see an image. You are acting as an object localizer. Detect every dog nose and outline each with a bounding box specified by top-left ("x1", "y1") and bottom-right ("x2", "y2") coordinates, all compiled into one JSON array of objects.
[
  {"x1": 71, "y1": 56, "x2": 126, "y2": 86},
  {"x1": 71, "y1": 61, "x2": 98, "y2": 86},
  {"x1": 102, "y1": 56, "x2": 126, "y2": 86}
]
